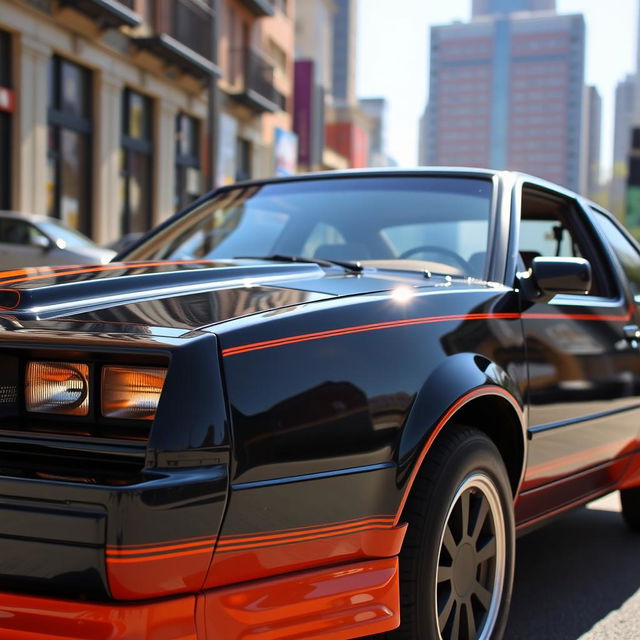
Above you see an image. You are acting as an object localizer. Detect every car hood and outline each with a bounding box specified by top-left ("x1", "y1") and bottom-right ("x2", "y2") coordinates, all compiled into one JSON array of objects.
[{"x1": 0, "y1": 259, "x2": 487, "y2": 336}]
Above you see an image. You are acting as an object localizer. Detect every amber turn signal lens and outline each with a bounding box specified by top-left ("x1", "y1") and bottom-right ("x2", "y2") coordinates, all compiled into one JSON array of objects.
[
  {"x1": 101, "y1": 366, "x2": 167, "y2": 421},
  {"x1": 26, "y1": 361, "x2": 90, "y2": 416}
]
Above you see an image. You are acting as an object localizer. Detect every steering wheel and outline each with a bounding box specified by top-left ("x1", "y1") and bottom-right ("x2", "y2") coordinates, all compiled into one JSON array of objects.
[{"x1": 398, "y1": 245, "x2": 470, "y2": 272}]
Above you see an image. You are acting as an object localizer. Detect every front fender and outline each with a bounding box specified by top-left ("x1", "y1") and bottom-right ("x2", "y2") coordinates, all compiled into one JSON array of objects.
[{"x1": 397, "y1": 353, "x2": 525, "y2": 497}]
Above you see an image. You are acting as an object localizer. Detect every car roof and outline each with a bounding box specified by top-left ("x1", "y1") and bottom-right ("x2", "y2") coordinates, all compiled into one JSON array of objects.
[
  {"x1": 0, "y1": 210, "x2": 59, "y2": 225},
  {"x1": 219, "y1": 166, "x2": 577, "y2": 199}
]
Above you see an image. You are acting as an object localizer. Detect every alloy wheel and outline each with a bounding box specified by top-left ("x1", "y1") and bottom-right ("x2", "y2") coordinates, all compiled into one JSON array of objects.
[{"x1": 435, "y1": 472, "x2": 506, "y2": 640}]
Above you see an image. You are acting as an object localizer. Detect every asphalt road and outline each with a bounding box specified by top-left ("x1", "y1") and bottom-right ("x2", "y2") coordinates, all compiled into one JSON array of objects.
[{"x1": 505, "y1": 492, "x2": 640, "y2": 639}]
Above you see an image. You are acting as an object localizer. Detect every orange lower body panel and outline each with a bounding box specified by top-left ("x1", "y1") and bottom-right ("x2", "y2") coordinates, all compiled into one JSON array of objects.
[
  {"x1": 0, "y1": 591, "x2": 198, "y2": 639},
  {"x1": 0, "y1": 557, "x2": 401, "y2": 640},
  {"x1": 201, "y1": 557, "x2": 401, "y2": 640}
]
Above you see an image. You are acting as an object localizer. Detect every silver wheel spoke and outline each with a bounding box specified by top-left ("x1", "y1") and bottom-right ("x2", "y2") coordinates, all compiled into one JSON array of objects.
[
  {"x1": 465, "y1": 601, "x2": 477, "y2": 639},
  {"x1": 460, "y1": 491, "x2": 470, "y2": 538},
  {"x1": 476, "y1": 536, "x2": 497, "y2": 564},
  {"x1": 474, "y1": 581, "x2": 492, "y2": 609},
  {"x1": 443, "y1": 523, "x2": 458, "y2": 557},
  {"x1": 450, "y1": 601, "x2": 461, "y2": 640},
  {"x1": 439, "y1": 592, "x2": 456, "y2": 629},
  {"x1": 438, "y1": 564, "x2": 453, "y2": 583},
  {"x1": 471, "y1": 497, "x2": 489, "y2": 542}
]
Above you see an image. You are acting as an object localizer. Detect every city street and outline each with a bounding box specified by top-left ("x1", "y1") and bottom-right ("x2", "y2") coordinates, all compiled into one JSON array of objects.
[{"x1": 506, "y1": 493, "x2": 640, "y2": 640}]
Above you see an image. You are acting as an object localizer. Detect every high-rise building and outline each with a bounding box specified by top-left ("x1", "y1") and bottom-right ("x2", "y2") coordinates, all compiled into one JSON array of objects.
[
  {"x1": 423, "y1": 8, "x2": 585, "y2": 191},
  {"x1": 331, "y1": 0, "x2": 357, "y2": 106},
  {"x1": 324, "y1": 0, "x2": 369, "y2": 167},
  {"x1": 472, "y1": 0, "x2": 556, "y2": 18},
  {"x1": 612, "y1": 78, "x2": 637, "y2": 220},
  {"x1": 581, "y1": 85, "x2": 602, "y2": 198},
  {"x1": 359, "y1": 98, "x2": 393, "y2": 166}
]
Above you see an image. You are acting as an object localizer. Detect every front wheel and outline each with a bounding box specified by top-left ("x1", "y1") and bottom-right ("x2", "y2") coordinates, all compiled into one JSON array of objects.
[{"x1": 390, "y1": 427, "x2": 515, "y2": 640}]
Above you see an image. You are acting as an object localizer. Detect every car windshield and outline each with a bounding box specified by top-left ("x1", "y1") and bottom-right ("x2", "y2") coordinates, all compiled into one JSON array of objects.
[
  {"x1": 124, "y1": 176, "x2": 494, "y2": 278},
  {"x1": 39, "y1": 219, "x2": 97, "y2": 250}
]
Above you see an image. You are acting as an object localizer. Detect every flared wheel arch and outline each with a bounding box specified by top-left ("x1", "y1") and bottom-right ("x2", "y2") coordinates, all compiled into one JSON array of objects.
[{"x1": 396, "y1": 385, "x2": 526, "y2": 527}]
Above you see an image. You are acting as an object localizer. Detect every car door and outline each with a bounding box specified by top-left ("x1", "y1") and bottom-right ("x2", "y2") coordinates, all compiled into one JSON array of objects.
[
  {"x1": 589, "y1": 206, "x2": 640, "y2": 438},
  {"x1": 515, "y1": 184, "x2": 640, "y2": 524},
  {"x1": 0, "y1": 218, "x2": 50, "y2": 268}
]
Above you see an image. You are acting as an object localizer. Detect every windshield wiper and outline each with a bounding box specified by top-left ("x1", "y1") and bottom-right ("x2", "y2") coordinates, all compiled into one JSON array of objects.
[{"x1": 235, "y1": 254, "x2": 363, "y2": 273}]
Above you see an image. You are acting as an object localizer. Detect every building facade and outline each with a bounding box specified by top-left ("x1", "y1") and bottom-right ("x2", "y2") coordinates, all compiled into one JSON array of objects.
[
  {"x1": 1, "y1": 0, "x2": 297, "y2": 243},
  {"x1": 424, "y1": 8, "x2": 585, "y2": 191},
  {"x1": 217, "y1": 0, "x2": 295, "y2": 184},
  {"x1": 293, "y1": 0, "x2": 335, "y2": 171},
  {"x1": 0, "y1": 0, "x2": 224, "y2": 242}
]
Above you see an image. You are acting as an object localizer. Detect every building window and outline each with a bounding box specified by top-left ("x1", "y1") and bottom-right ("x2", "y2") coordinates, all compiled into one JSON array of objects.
[
  {"x1": 120, "y1": 88, "x2": 153, "y2": 235},
  {"x1": 175, "y1": 113, "x2": 202, "y2": 211},
  {"x1": 0, "y1": 30, "x2": 12, "y2": 210},
  {"x1": 236, "y1": 138, "x2": 252, "y2": 181},
  {"x1": 47, "y1": 56, "x2": 92, "y2": 235}
]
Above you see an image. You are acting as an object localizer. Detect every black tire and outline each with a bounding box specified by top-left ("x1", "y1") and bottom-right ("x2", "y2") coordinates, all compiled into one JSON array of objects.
[
  {"x1": 620, "y1": 487, "x2": 640, "y2": 532},
  {"x1": 387, "y1": 426, "x2": 515, "y2": 640}
]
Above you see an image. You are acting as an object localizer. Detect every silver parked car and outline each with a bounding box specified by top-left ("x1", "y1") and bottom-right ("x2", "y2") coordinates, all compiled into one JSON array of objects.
[{"x1": 0, "y1": 211, "x2": 115, "y2": 268}]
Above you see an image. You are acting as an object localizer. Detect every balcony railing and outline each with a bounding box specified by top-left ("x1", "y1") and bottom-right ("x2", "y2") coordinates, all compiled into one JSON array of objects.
[
  {"x1": 229, "y1": 48, "x2": 285, "y2": 113},
  {"x1": 134, "y1": 0, "x2": 219, "y2": 80},
  {"x1": 60, "y1": 0, "x2": 141, "y2": 28},
  {"x1": 236, "y1": 0, "x2": 275, "y2": 18},
  {"x1": 155, "y1": 0, "x2": 213, "y2": 60}
]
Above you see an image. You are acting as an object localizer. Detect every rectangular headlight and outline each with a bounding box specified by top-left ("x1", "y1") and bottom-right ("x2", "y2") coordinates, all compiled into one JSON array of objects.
[
  {"x1": 26, "y1": 362, "x2": 90, "y2": 416},
  {"x1": 101, "y1": 366, "x2": 167, "y2": 421}
]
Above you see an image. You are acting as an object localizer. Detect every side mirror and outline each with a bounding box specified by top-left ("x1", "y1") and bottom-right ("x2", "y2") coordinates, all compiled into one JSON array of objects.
[
  {"x1": 519, "y1": 257, "x2": 592, "y2": 302},
  {"x1": 31, "y1": 235, "x2": 52, "y2": 251}
]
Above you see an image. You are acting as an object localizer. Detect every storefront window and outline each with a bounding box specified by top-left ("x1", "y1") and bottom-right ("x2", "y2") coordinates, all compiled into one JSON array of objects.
[
  {"x1": 120, "y1": 88, "x2": 153, "y2": 234},
  {"x1": 0, "y1": 30, "x2": 13, "y2": 210},
  {"x1": 175, "y1": 113, "x2": 202, "y2": 211},
  {"x1": 47, "y1": 56, "x2": 92, "y2": 235}
]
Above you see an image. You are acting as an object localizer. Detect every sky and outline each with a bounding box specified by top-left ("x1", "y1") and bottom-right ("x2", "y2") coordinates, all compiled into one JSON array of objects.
[{"x1": 356, "y1": 0, "x2": 638, "y2": 179}]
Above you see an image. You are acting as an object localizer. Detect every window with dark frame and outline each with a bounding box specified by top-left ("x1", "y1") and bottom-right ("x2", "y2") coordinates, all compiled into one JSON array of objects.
[
  {"x1": 120, "y1": 88, "x2": 153, "y2": 235},
  {"x1": 0, "y1": 30, "x2": 11, "y2": 210},
  {"x1": 592, "y1": 209, "x2": 640, "y2": 301},
  {"x1": 519, "y1": 186, "x2": 611, "y2": 298},
  {"x1": 175, "y1": 113, "x2": 202, "y2": 211},
  {"x1": 47, "y1": 56, "x2": 92, "y2": 236}
]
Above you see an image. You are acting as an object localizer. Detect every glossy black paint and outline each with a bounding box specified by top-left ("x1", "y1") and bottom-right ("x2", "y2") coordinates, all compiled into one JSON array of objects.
[{"x1": 0, "y1": 169, "x2": 637, "y2": 603}]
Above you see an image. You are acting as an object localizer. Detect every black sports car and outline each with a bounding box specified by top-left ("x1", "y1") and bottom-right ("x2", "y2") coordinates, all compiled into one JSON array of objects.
[{"x1": 0, "y1": 168, "x2": 638, "y2": 640}]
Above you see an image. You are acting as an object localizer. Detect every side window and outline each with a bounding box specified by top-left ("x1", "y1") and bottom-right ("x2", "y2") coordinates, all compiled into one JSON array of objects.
[
  {"x1": 519, "y1": 187, "x2": 609, "y2": 297},
  {"x1": 0, "y1": 220, "x2": 45, "y2": 246},
  {"x1": 591, "y1": 209, "x2": 640, "y2": 301}
]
